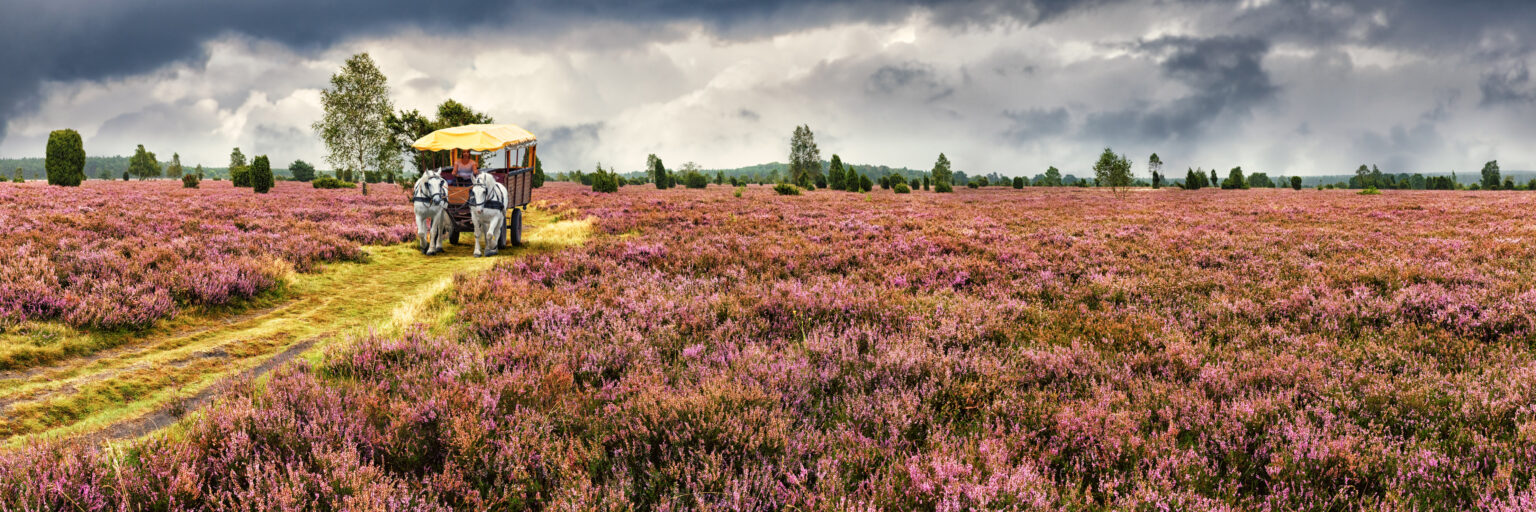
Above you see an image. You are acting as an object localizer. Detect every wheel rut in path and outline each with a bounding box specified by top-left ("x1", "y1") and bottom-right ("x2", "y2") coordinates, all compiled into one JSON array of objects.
[{"x1": 0, "y1": 212, "x2": 589, "y2": 446}]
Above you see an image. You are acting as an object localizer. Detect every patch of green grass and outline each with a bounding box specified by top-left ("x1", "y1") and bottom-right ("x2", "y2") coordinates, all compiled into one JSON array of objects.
[
  {"x1": 0, "y1": 208, "x2": 594, "y2": 445},
  {"x1": 0, "y1": 284, "x2": 292, "y2": 373}
]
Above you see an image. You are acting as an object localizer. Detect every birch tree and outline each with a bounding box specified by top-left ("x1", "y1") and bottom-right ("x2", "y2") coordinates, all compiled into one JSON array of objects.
[{"x1": 314, "y1": 52, "x2": 398, "y2": 195}]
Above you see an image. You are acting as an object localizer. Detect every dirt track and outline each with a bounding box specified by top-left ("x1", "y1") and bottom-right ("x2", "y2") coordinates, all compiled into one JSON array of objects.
[{"x1": 0, "y1": 211, "x2": 587, "y2": 445}]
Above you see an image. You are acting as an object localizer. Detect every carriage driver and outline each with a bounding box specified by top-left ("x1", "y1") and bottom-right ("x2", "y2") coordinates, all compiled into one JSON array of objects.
[{"x1": 452, "y1": 150, "x2": 479, "y2": 185}]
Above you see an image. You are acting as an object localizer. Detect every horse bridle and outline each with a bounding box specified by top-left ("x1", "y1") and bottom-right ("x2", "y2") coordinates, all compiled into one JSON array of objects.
[{"x1": 412, "y1": 177, "x2": 447, "y2": 205}]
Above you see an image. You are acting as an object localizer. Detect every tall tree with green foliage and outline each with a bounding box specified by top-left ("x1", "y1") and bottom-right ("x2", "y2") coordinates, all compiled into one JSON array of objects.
[
  {"x1": 1013, "y1": 176, "x2": 1024, "y2": 189},
  {"x1": 1355, "y1": 164, "x2": 1371, "y2": 189},
  {"x1": 227, "y1": 147, "x2": 247, "y2": 185},
  {"x1": 1291, "y1": 176, "x2": 1303, "y2": 190},
  {"x1": 647, "y1": 154, "x2": 672, "y2": 189},
  {"x1": 128, "y1": 145, "x2": 161, "y2": 180},
  {"x1": 532, "y1": 157, "x2": 546, "y2": 188},
  {"x1": 1247, "y1": 172, "x2": 1273, "y2": 188},
  {"x1": 1042, "y1": 166, "x2": 1062, "y2": 187},
  {"x1": 1222, "y1": 167, "x2": 1249, "y2": 190},
  {"x1": 251, "y1": 155, "x2": 274, "y2": 193},
  {"x1": 1209, "y1": 169, "x2": 1218, "y2": 188},
  {"x1": 12, "y1": 167, "x2": 23, "y2": 183},
  {"x1": 1148, "y1": 153, "x2": 1163, "y2": 189},
  {"x1": 386, "y1": 109, "x2": 435, "y2": 171},
  {"x1": 386, "y1": 101, "x2": 491, "y2": 173},
  {"x1": 46, "y1": 129, "x2": 86, "y2": 186},
  {"x1": 1481, "y1": 160, "x2": 1501, "y2": 190},
  {"x1": 230, "y1": 147, "x2": 247, "y2": 169},
  {"x1": 166, "y1": 153, "x2": 183, "y2": 179},
  {"x1": 435, "y1": 99, "x2": 494, "y2": 128},
  {"x1": 681, "y1": 162, "x2": 708, "y2": 189},
  {"x1": 194, "y1": 164, "x2": 204, "y2": 179},
  {"x1": 828, "y1": 154, "x2": 846, "y2": 191},
  {"x1": 428, "y1": 99, "x2": 494, "y2": 169},
  {"x1": 1093, "y1": 147, "x2": 1133, "y2": 196},
  {"x1": 931, "y1": 153, "x2": 954, "y2": 192},
  {"x1": 788, "y1": 125, "x2": 822, "y2": 188},
  {"x1": 314, "y1": 52, "x2": 399, "y2": 196},
  {"x1": 289, "y1": 160, "x2": 316, "y2": 182}
]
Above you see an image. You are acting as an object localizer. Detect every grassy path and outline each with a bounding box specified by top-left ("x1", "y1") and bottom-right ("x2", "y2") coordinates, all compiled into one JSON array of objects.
[{"x1": 0, "y1": 210, "x2": 591, "y2": 446}]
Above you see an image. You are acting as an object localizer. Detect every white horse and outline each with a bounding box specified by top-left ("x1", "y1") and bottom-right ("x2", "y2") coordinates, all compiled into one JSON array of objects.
[
  {"x1": 412, "y1": 170, "x2": 450, "y2": 255},
  {"x1": 469, "y1": 172, "x2": 508, "y2": 257}
]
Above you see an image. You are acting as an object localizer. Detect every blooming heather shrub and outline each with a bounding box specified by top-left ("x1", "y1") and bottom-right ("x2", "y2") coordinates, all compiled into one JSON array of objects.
[
  {"x1": 9, "y1": 185, "x2": 1536, "y2": 509},
  {"x1": 0, "y1": 180, "x2": 411, "y2": 329}
]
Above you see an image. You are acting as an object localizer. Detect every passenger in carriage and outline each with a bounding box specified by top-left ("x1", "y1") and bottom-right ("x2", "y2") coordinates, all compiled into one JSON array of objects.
[{"x1": 452, "y1": 150, "x2": 479, "y2": 185}]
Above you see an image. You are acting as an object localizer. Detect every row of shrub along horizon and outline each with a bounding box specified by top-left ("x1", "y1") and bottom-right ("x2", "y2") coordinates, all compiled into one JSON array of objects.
[
  {"x1": 34, "y1": 131, "x2": 364, "y2": 192},
  {"x1": 576, "y1": 157, "x2": 1525, "y2": 192},
  {"x1": 573, "y1": 123, "x2": 1519, "y2": 191}
]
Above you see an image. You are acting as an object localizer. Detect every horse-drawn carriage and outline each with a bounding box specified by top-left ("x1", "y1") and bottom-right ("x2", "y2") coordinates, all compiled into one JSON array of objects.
[{"x1": 411, "y1": 124, "x2": 538, "y2": 251}]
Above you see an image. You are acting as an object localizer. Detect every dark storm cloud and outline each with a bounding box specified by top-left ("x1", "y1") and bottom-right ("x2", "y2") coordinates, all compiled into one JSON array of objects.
[
  {"x1": 0, "y1": 0, "x2": 500, "y2": 144},
  {"x1": 249, "y1": 124, "x2": 316, "y2": 160},
  {"x1": 1002, "y1": 107, "x2": 1069, "y2": 142},
  {"x1": 1349, "y1": 92, "x2": 1457, "y2": 172},
  {"x1": 1479, "y1": 64, "x2": 1534, "y2": 106},
  {"x1": 7, "y1": 0, "x2": 1536, "y2": 172},
  {"x1": 1353, "y1": 121, "x2": 1443, "y2": 172},
  {"x1": 866, "y1": 62, "x2": 955, "y2": 102},
  {"x1": 525, "y1": 121, "x2": 604, "y2": 168},
  {"x1": 0, "y1": 0, "x2": 1112, "y2": 145},
  {"x1": 1084, "y1": 35, "x2": 1276, "y2": 143},
  {"x1": 1223, "y1": 0, "x2": 1536, "y2": 57}
]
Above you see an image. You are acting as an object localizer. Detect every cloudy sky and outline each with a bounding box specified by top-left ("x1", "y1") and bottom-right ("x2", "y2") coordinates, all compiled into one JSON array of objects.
[{"x1": 1, "y1": 0, "x2": 1533, "y2": 176}]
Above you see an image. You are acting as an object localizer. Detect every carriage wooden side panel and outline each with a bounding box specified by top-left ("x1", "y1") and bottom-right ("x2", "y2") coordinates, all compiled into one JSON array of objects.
[{"x1": 503, "y1": 168, "x2": 532, "y2": 207}]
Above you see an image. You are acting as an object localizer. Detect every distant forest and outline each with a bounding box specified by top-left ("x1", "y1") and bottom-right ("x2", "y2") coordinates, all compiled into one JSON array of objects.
[
  {"x1": 616, "y1": 161, "x2": 963, "y2": 185},
  {"x1": 0, "y1": 156, "x2": 295, "y2": 180},
  {"x1": 607, "y1": 159, "x2": 1536, "y2": 189}
]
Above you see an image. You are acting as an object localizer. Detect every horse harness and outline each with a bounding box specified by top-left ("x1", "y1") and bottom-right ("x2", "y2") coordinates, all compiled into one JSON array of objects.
[{"x1": 467, "y1": 180, "x2": 506, "y2": 211}]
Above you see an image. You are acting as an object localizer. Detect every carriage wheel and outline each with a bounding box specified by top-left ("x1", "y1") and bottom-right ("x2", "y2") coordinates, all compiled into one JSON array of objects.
[
  {"x1": 496, "y1": 208, "x2": 518, "y2": 250},
  {"x1": 509, "y1": 208, "x2": 524, "y2": 247},
  {"x1": 495, "y1": 214, "x2": 508, "y2": 251}
]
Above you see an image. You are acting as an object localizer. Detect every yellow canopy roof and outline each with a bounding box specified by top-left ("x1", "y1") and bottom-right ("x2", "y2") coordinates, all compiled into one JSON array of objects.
[{"x1": 410, "y1": 124, "x2": 537, "y2": 152}]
